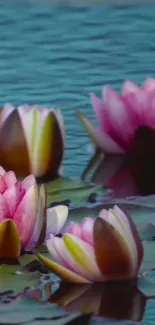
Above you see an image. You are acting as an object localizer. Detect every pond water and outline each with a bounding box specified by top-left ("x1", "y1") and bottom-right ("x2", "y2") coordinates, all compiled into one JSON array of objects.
[{"x1": 1, "y1": 1, "x2": 155, "y2": 325}]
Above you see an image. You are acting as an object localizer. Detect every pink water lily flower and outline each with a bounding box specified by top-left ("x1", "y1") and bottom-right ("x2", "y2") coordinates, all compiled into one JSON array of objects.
[
  {"x1": 38, "y1": 205, "x2": 143, "y2": 283},
  {"x1": 78, "y1": 78, "x2": 155, "y2": 153},
  {"x1": 0, "y1": 166, "x2": 68, "y2": 259},
  {"x1": 0, "y1": 103, "x2": 64, "y2": 178}
]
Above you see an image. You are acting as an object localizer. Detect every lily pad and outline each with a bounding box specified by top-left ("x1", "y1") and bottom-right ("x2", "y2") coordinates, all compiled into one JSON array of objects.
[
  {"x1": 45, "y1": 177, "x2": 104, "y2": 206},
  {"x1": 0, "y1": 265, "x2": 40, "y2": 293}
]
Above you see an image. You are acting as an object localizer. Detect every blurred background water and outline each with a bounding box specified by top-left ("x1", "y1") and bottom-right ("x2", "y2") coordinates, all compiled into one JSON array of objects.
[{"x1": 1, "y1": 1, "x2": 155, "y2": 324}]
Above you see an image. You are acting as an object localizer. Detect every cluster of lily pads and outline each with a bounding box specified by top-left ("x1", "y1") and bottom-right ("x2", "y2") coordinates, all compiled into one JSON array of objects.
[{"x1": 0, "y1": 77, "x2": 155, "y2": 285}]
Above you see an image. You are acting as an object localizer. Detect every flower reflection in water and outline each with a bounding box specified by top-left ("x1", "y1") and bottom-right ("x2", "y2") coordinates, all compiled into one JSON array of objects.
[
  {"x1": 48, "y1": 280, "x2": 147, "y2": 321},
  {"x1": 82, "y1": 126, "x2": 155, "y2": 198}
]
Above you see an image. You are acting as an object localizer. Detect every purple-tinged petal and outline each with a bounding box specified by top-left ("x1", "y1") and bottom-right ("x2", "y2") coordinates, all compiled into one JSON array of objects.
[
  {"x1": 77, "y1": 110, "x2": 124, "y2": 154},
  {"x1": 81, "y1": 218, "x2": 94, "y2": 245},
  {"x1": 26, "y1": 184, "x2": 47, "y2": 250},
  {"x1": 0, "y1": 193, "x2": 10, "y2": 221},
  {"x1": 90, "y1": 93, "x2": 104, "y2": 129},
  {"x1": 13, "y1": 184, "x2": 38, "y2": 249},
  {"x1": 143, "y1": 78, "x2": 155, "y2": 92},
  {"x1": 0, "y1": 166, "x2": 6, "y2": 176},
  {"x1": 47, "y1": 235, "x2": 66, "y2": 266},
  {"x1": 102, "y1": 86, "x2": 134, "y2": 149},
  {"x1": 3, "y1": 186, "x2": 18, "y2": 217},
  {"x1": 21, "y1": 174, "x2": 36, "y2": 191},
  {"x1": 66, "y1": 222, "x2": 83, "y2": 238},
  {"x1": 0, "y1": 175, "x2": 7, "y2": 194},
  {"x1": 121, "y1": 81, "x2": 140, "y2": 96},
  {"x1": 4, "y1": 171, "x2": 17, "y2": 188}
]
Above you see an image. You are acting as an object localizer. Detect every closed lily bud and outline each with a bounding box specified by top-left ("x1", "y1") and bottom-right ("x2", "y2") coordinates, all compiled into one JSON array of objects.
[
  {"x1": 0, "y1": 104, "x2": 64, "y2": 178},
  {"x1": 38, "y1": 205, "x2": 143, "y2": 283}
]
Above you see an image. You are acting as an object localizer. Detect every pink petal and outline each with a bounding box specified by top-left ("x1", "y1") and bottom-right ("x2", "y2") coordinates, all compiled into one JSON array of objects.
[
  {"x1": 90, "y1": 93, "x2": 105, "y2": 130},
  {"x1": 98, "y1": 209, "x2": 109, "y2": 223},
  {"x1": 0, "y1": 176, "x2": 7, "y2": 194},
  {"x1": 0, "y1": 193, "x2": 10, "y2": 222},
  {"x1": 77, "y1": 111, "x2": 124, "y2": 154},
  {"x1": 4, "y1": 171, "x2": 17, "y2": 188},
  {"x1": 121, "y1": 81, "x2": 140, "y2": 96},
  {"x1": 0, "y1": 166, "x2": 6, "y2": 176},
  {"x1": 81, "y1": 218, "x2": 94, "y2": 245},
  {"x1": 66, "y1": 222, "x2": 83, "y2": 238},
  {"x1": 3, "y1": 186, "x2": 18, "y2": 217},
  {"x1": 46, "y1": 235, "x2": 69, "y2": 268},
  {"x1": 26, "y1": 184, "x2": 46, "y2": 250},
  {"x1": 103, "y1": 86, "x2": 134, "y2": 149},
  {"x1": 21, "y1": 175, "x2": 36, "y2": 191},
  {"x1": 143, "y1": 78, "x2": 155, "y2": 92},
  {"x1": 13, "y1": 184, "x2": 37, "y2": 249}
]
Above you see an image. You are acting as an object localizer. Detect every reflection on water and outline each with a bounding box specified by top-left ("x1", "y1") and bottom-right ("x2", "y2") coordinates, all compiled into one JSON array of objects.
[
  {"x1": 82, "y1": 152, "x2": 155, "y2": 198},
  {"x1": 82, "y1": 126, "x2": 155, "y2": 198},
  {"x1": 25, "y1": 279, "x2": 147, "y2": 322}
]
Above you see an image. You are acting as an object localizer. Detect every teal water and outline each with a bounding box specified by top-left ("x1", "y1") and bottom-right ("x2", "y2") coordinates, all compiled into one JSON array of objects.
[
  {"x1": 0, "y1": 1, "x2": 155, "y2": 324},
  {"x1": 1, "y1": 2, "x2": 155, "y2": 180}
]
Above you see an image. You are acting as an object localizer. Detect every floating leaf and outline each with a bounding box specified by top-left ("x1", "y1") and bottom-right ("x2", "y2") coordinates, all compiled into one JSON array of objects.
[
  {"x1": 45, "y1": 177, "x2": 104, "y2": 206},
  {"x1": 19, "y1": 254, "x2": 38, "y2": 266},
  {"x1": 0, "y1": 265, "x2": 40, "y2": 293}
]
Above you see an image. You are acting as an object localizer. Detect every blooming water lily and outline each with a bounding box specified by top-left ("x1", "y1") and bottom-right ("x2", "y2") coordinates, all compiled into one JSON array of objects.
[
  {"x1": 38, "y1": 205, "x2": 143, "y2": 283},
  {"x1": 0, "y1": 104, "x2": 64, "y2": 178},
  {"x1": 0, "y1": 166, "x2": 68, "y2": 260},
  {"x1": 78, "y1": 78, "x2": 155, "y2": 154}
]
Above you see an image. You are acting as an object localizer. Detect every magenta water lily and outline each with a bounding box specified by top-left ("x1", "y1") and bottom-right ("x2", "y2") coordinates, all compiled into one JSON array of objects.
[
  {"x1": 38, "y1": 205, "x2": 143, "y2": 283},
  {"x1": 78, "y1": 78, "x2": 155, "y2": 153},
  {"x1": 0, "y1": 104, "x2": 64, "y2": 178},
  {"x1": 0, "y1": 166, "x2": 68, "y2": 260}
]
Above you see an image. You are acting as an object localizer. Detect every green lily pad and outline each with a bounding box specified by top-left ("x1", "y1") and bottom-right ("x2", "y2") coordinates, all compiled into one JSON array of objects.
[
  {"x1": 19, "y1": 254, "x2": 38, "y2": 266},
  {"x1": 45, "y1": 177, "x2": 104, "y2": 206},
  {"x1": 0, "y1": 265, "x2": 40, "y2": 293}
]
